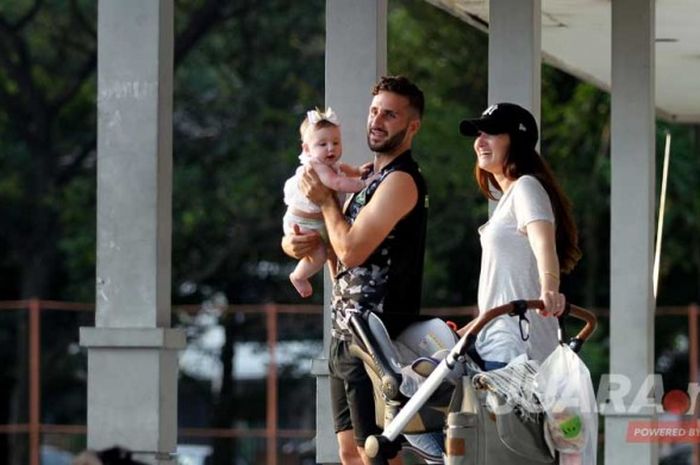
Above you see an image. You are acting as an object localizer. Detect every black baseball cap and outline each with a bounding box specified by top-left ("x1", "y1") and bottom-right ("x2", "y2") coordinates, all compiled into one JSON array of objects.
[{"x1": 459, "y1": 103, "x2": 538, "y2": 149}]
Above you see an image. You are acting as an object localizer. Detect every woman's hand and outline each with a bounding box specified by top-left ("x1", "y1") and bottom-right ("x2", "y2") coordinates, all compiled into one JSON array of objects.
[
  {"x1": 539, "y1": 290, "x2": 566, "y2": 317},
  {"x1": 281, "y1": 224, "x2": 322, "y2": 259}
]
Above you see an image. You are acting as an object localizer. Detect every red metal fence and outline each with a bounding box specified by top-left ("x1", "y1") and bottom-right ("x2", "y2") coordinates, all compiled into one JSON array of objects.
[{"x1": 0, "y1": 300, "x2": 697, "y2": 465}]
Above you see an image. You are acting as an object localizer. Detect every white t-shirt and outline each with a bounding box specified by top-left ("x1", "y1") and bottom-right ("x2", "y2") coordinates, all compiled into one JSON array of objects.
[{"x1": 476, "y1": 175, "x2": 559, "y2": 363}]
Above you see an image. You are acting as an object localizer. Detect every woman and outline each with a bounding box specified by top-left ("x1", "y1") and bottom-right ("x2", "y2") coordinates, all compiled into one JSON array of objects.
[{"x1": 458, "y1": 103, "x2": 581, "y2": 369}]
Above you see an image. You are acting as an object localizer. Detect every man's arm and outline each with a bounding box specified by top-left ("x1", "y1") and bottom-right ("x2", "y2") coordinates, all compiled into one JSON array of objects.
[{"x1": 301, "y1": 167, "x2": 417, "y2": 268}]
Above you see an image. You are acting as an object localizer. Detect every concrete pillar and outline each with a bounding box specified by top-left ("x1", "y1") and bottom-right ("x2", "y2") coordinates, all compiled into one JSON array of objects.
[
  {"x1": 311, "y1": 1, "x2": 387, "y2": 463},
  {"x1": 488, "y1": 0, "x2": 541, "y2": 215},
  {"x1": 80, "y1": 1, "x2": 185, "y2": 464},
  {"x1": 604, "y1": 0, "x2": 658, "y2": 463},
  {"x1": 488, "y1": 0, "x2": 541, "y2": 124}
]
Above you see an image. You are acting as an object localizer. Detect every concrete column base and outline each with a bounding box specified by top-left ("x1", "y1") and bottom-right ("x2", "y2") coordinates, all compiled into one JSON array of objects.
[
  {"x1": 80, "y1": 328, "x2": 185, "y2": 458},
  {"x1": 311, "y1": 358, "x2": 338, "y2": 463}
]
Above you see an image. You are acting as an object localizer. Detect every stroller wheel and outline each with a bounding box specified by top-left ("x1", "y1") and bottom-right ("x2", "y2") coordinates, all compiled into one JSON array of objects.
[
  {"x1": 365, "y1": 434, "x2": 401, "y2": 460},
  {"x1": 365, "y1": 436, "x2": 379, "y2": 458},
  {"x1": 365, "y1": 435, "x2": 381, "y2": 458}
]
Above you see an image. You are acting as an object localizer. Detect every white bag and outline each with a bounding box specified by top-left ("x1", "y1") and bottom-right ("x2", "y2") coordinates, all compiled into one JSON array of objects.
[{"x1": 534, "y1": 344, "x2": 598, "y2": 465}]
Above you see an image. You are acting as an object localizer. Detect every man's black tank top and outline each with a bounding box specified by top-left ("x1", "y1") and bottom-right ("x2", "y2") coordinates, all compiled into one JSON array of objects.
[{"x1": 331, "y1": 150, "x2": 428, "y2": 338}]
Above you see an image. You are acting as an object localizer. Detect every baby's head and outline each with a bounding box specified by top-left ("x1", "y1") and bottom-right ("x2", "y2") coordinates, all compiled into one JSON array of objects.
[{"x1": 300, "y1": 107, "x2": 342, "y2": 165}]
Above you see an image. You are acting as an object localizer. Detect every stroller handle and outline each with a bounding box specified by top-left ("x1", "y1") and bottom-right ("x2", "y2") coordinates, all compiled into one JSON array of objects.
[{"x1": 462, "y1": 299, "x2": 597, "y2": 344}]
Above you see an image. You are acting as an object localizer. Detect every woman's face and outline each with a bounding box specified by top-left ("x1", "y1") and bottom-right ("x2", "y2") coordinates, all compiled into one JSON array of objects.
[{"x1": 473, "y1": 132, "x2": 510, "y2": 176}]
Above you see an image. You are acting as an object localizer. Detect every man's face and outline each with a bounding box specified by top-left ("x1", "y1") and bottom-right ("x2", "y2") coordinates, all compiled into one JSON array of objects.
[{"x1": 366, "y1": 91, "x2": 417, "y2": 154}]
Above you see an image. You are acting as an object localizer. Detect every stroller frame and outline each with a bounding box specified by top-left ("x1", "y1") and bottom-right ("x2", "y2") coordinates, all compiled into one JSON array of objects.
[{"x1": 348, "y1": 299, "x2": 597, "y2": 464}]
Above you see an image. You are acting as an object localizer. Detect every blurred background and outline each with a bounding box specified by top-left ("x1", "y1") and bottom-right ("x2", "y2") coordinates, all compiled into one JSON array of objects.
[{"x1": 0, "y1": 0, "x2": 698, "y2": 463}]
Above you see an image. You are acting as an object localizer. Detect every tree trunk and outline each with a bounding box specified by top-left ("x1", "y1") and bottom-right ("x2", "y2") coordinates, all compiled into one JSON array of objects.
[{"x1": 210, "y1": 313, "x2": 237, "y2": 465}]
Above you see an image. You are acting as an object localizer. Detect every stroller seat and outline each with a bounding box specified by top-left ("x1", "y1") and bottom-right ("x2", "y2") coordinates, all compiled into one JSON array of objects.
[
  {"x1": 347, "y1": 313, "x2": 462, "y2": 436},
  {"x1": 356, "y1": 300, "x2": 599, "y2": 465}
]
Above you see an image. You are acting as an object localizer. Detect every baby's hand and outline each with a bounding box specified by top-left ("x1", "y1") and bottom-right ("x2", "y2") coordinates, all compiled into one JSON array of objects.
[{"x1": 359, "y1": 162, "x2": 374, "y2": 177}]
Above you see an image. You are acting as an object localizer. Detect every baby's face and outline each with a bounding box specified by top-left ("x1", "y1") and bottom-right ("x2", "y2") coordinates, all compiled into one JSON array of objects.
[{"x1": 305, "y1": 126, "x2": 342, "y2": 165}]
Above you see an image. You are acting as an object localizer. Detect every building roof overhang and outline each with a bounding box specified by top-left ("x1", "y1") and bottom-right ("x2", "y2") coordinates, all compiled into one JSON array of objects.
[{"x1": 426, "y1": 0, "x2": 700, "y2": 123}]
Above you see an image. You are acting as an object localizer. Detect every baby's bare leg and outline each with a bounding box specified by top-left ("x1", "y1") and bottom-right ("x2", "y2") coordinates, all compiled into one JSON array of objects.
[{"x1": 289, "y1": 244, "x2": 327, "y2": 298}]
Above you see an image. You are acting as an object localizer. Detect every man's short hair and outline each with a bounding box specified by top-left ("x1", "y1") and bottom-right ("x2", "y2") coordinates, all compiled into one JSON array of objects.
[{"x1": 371, "y1": 75, "x2": 424, "y2": 119}]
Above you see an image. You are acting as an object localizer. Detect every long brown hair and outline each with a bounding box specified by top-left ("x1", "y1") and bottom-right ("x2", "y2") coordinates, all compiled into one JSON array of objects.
[{"x1": 474, "y1": 137, "x2": 582, "y2": 274}]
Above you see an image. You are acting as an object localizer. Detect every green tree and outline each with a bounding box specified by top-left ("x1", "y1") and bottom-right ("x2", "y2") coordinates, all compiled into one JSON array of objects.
[
  {"x1": 540, "y1": 68, "x2": 612, "y2": 308},
  {"x1": 653, "y1": 124, "x2": 700, "y2": 305},
  {"x1": 0, "y1": 2, "x2": 279, "y2": 464},
  {"x1": 0, "y1": 0, "x2": 252, "y2": 301},
  {"x1": 2, "y1": 1, "x2": 700, "y2": 463},
  {"x1": 170, "y1": 0, "x2": 326, "y2": 308},
  {"x1": 388, "y1": 0, "x2": 489, "y2": 307}
]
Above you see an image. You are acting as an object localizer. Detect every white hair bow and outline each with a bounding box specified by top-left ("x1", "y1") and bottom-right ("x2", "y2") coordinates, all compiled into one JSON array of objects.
[{"x1": 307, "y1": 107, "x2": 340, "y2": 126}]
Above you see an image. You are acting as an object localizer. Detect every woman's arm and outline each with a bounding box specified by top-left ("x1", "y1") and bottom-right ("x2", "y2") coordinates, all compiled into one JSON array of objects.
[{"x1": 526, "y1": 220, "x2": 566, "y2": 316}]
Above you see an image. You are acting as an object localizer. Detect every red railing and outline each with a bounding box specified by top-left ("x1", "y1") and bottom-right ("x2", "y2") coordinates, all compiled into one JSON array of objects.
[
  {"x1": 0, "y1": 300, "x2": 698, "y2": 465},
  {"x1": 0, "y1": 299, "x2": 323, "y2": 465}
]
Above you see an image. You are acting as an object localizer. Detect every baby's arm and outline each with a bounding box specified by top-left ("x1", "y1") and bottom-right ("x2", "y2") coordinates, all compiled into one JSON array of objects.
[
  {"x1": 338, "y1": 163, "x2": 361, "y2": 177},
  {"x1": 339, "y1": 162, "x2": 373, "y2": 178},
  {"x1": 312, "y1": 161, "x2": 365, "y2": 193}
]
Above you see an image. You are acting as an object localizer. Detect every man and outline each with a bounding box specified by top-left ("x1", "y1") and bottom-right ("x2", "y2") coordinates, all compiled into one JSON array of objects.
[{"x1": 282, "y1": 76, "x2": 428, "y2": 465}]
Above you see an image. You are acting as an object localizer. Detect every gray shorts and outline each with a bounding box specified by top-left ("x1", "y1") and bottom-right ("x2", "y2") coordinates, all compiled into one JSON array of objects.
[{"x1": 328, "y1": 337, "x2": 381, "y2": 443}]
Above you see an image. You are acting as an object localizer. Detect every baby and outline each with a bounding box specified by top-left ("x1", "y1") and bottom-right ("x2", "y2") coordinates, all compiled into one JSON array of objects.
[{"x1": 283, "y1": 107, "x2": 367, "y2": 297}]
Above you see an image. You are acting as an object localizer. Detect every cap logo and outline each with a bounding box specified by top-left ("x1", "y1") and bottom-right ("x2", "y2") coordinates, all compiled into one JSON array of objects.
[
  {"x1": 518, "y1": 123, "x2": 527, "y2": 132},
  {"x1": 483, "y1": 104, "x2": 498, "y2": 116}
]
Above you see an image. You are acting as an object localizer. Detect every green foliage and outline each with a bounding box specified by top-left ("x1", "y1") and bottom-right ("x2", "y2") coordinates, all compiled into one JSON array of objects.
[
  {"x1": 389, "y1": 0, "x2": 489, "y2": 305},
  {"x1": 170, "y1": 0, "x2": 326, "y2": 304},
  {"x1": 4, "y1": 0, "x2": 696, "y2": 310},
  {"x1": 0, "y1": 0, "x2": 96, "y2": 298},
  {"x1": 541, "y1": 67, "x2": 612, "y2": 307},
  {"x1": 0, "y1": 5, "x2": 695, "y2": 465},
  {"x1": 654, "y1": 124, "x2": 700, "y2": 304},
  {"x1": 1, "y1": 2, "x2": 699, "y2": 448}
]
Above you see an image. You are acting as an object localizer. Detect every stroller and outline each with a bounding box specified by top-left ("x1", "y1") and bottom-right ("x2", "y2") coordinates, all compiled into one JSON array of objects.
[{"x1": 346, "y1": 299, "x2": 597, "y2": 465}]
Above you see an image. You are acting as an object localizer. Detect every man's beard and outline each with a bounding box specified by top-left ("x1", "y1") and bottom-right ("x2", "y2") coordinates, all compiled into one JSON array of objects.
[{"x1": 367, "y1": 127, "x2": 407, "y2": 153}]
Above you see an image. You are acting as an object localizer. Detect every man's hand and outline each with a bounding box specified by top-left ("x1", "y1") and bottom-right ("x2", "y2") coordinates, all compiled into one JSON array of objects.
[
  {"x1": 281, "y1": 224, "x2": 322, "y2": 259},
  {"x1": 300, "y1": 166, "x2": 334, "y2": 205}
]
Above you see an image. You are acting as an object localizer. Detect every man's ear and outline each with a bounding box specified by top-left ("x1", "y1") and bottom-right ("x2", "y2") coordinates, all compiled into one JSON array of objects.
[{"x1": 408, "y1": 118, "x2": 421, "y2": 137}]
